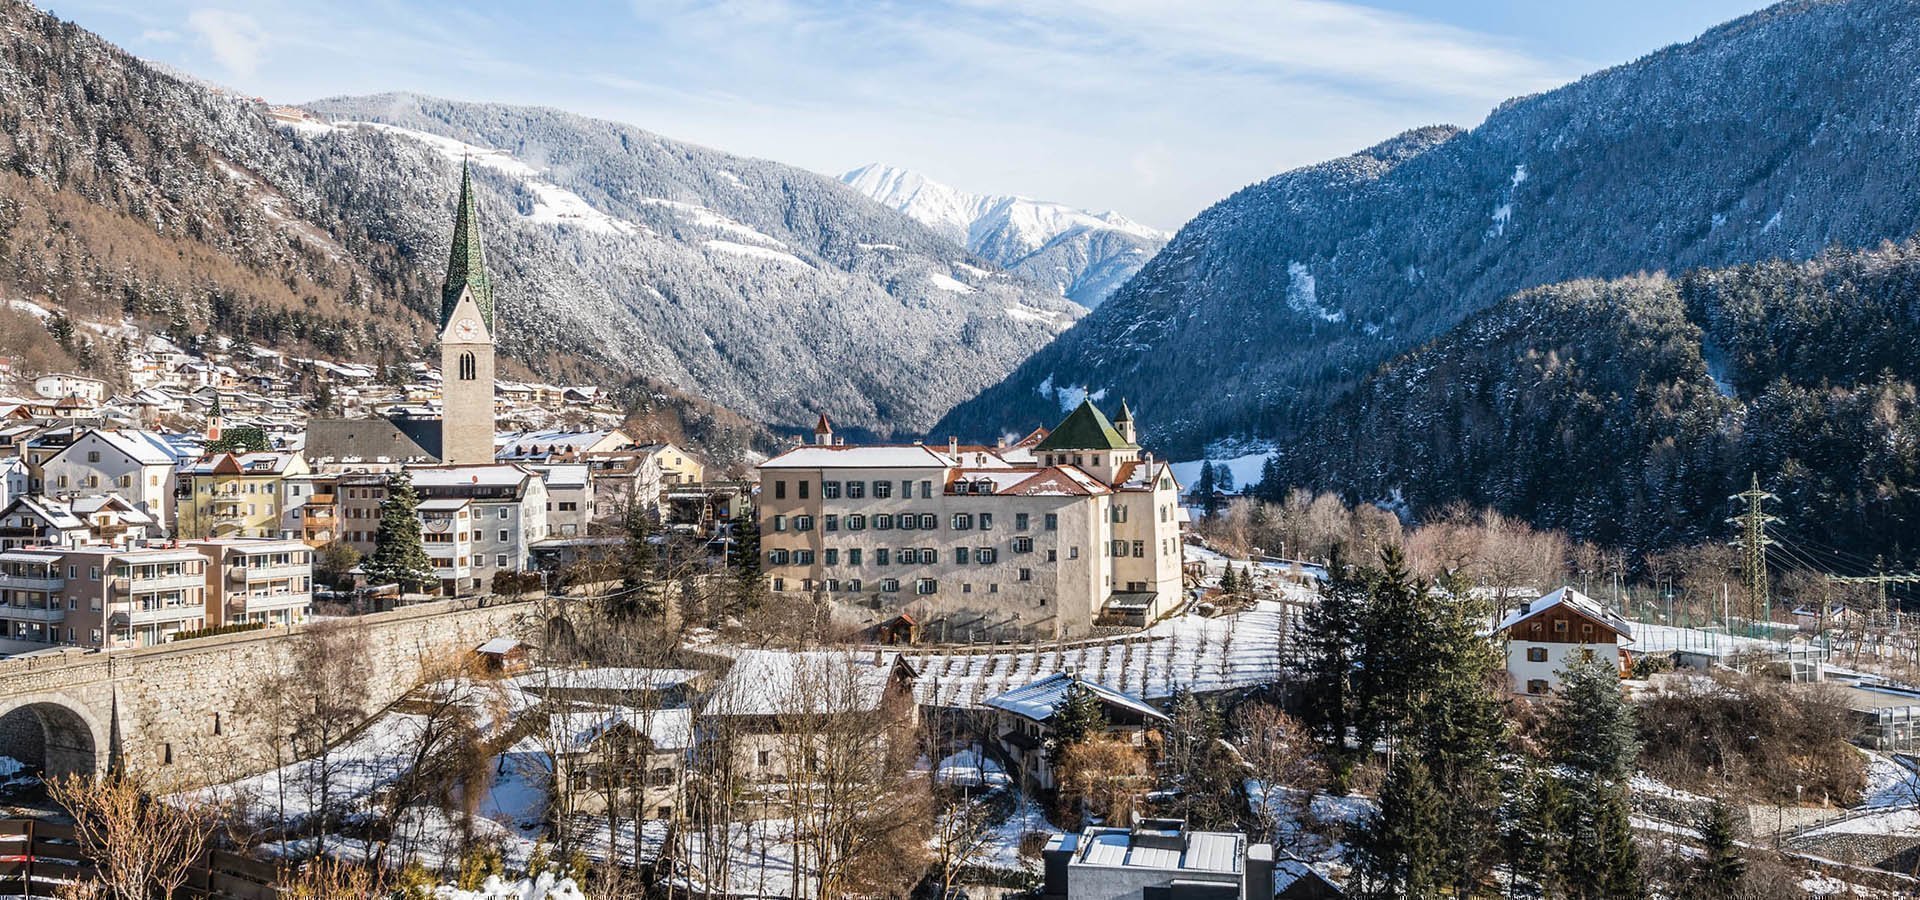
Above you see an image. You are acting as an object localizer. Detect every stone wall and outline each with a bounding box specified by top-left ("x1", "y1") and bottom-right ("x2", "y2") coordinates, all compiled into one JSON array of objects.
[{"x1": 0, "y1": 598, "x2": 536, "y2": 787}]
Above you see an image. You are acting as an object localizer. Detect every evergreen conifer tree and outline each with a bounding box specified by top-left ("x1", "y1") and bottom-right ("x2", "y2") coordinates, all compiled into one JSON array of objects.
[
  {"x1": 1049, "y1": 680, "x2": 1108, "y2": 765},
  {"x1": 1298, "y1": 549, "x2": 1362, "y2": 762},
  {"x1": 1691, "y1": 800, "x2": 1746, "y2": 899},
  {"x1": 364, "y1": 472, "x2": 435, "y2": 594},
  {"x1": 1548, "y1": 652, "x2": 1639, "y2": 782},
  {"x1": 1197, "y1": 462, "x2": 1220, "y2": 518},
  {"x1": 611, "y1": 498, "x2": 659, "y2": 618},
  {"x1": 1354, "y1": 752, "x2": 1444, "y2": 900},
  {"x1": 726, "y1": 511, "x2": 765, "y2": 615},
  {"x1": 1218, "y1": 566, "x2": 1238, "y2": 595}
]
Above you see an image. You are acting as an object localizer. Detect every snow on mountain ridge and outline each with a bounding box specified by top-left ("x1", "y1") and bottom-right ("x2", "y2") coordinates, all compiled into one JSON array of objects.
[{"x1": 841, "y1": 163, "x2": 1170, "y2": 307}]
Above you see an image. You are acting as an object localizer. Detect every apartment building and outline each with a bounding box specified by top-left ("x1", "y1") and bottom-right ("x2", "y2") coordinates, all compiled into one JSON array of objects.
[
  {"x1": 419, "y1": 498, "x2": 478, "y2": 594},
  {"x1": 409, "y1": 465, "x2": 549, "y2": 593},
  {"x1": 756, "y1": 402, "x2": 1185, "y2": 641},
  {"x1": 0, "y1": 546, "x2": 208, "y2": 648},
  {"x1": 187, "y1": 538, "x2": 313, "y2": 627},
  {"x1": 279, "y1": 473, "x2": 338, "y2": 546},
  {"x1": 529, "y1": 464, "x2": 593, "y2": 537},
  {"x1": 175, "y1": 451, "x2": 311, "y2": 539}
]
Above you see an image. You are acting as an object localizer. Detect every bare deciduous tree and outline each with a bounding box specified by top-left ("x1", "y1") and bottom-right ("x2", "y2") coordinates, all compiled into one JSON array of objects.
[{"x1": 47, "y1": 774, "x2": 212, "y2": 900}]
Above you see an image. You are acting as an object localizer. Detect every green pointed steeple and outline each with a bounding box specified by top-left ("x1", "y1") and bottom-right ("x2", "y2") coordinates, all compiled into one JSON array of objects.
[
  {"x1": 1034, "y1": 398, "x2": 1135, "y2": 451},
  {"x1": 440, "y1": 159, "x2": 495, "y2": 331}
]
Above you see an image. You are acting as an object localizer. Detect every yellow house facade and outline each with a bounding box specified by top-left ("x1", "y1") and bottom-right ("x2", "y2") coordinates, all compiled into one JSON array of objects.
[{"x1": 176, "y1": 452, "x2": 310, "y2": 540}]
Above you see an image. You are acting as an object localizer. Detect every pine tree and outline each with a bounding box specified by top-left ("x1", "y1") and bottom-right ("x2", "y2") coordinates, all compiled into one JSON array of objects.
[
  {"x1": 364, "y1": 472, "x2": 435, "y2": 594},
  {"x1": 1298, "y1": 549, "x2": 1362, "y2": 762},
  {"x1": 726, "y1": 511, "x2": 765, "y2": 615},
  {"x1": 1691, "y1": 801, "x2": 1746, "y2": 899},
  {"x1": 1049, "y1": 680, "x2": 1108, "y2": 765},
  {"x1": 1505, "y1": 763, "x2": 1571, "y2": 898},
  {"x1": 610, "y1": 498, "x2": 659, "y2": 619},
  {"x1": 1159, "y1": 691, "x2": 1235, "y2": 826},
  {"x1": 1354, "y1": 752, "x2": 1444, "y2": 900},
  {"x1": 1548, "y1": 651, "x2": 1639, "y2": 782},
  {"x1": 1197, "y1": 462, "x2": 1220, "y2": 518},
  {"x1": 1415, "y1": 570, "x2": 1509, "y2": 894},
  {"x1": 1562, "y1": 778, "x2": 1642, "y2": 900},
  {"x1": 1218, "y1": 565, "x2": 1238, "y2": 595}
]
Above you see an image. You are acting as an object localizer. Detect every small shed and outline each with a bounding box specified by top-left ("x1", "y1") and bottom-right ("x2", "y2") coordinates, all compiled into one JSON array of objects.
[
  {"x1": 877, "y1": 613, "x2": 919, "y2": 645},
  {"x1": 474, "y1": 637, "x2": 529, "y2": 675}
]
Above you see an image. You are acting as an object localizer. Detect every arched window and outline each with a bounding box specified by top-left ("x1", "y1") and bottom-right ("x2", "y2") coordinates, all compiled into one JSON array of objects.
[{"x1": 458, "y1": 352, "x2": 476, "y2": 381}]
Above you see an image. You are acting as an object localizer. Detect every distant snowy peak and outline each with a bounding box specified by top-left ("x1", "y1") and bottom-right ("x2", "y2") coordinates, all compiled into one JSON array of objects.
[{"x1": 841, "y1": 163, "x2": 1169, "y2": 308}]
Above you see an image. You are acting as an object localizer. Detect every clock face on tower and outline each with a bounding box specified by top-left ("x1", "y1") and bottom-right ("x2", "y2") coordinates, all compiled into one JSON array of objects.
[{"x1": 452, "y1": 316, "x2": 482, "y2": 343}]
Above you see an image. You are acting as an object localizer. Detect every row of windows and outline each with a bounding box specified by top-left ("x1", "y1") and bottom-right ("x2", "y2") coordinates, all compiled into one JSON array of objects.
[
  {"x1": 770, "y1": 576, "x2": 1039, "y2": 596},
  {"x1": 768, "y1": 546, "x2": 1009, "y2": 567},
  {"x1": 772, "y1": 512, "x2": 1056, "y2": 533},
  {"x1": 1111, "y1": 538, "x2": 1177, "y2": 557}
]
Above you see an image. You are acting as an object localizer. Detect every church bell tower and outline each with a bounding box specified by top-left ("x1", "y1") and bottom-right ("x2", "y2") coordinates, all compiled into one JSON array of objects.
[{"x1": 438, "y1": 159, "x2": 497, "y2": 466}]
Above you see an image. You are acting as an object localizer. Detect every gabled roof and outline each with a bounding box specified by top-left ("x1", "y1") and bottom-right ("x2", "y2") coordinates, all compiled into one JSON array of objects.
[
  {"x1": 983, "y1": 672, "x2": 1167, "y2": 724},
  {"x1": 1033, "y1": 400, "x2": 1135, "y2": 452},
  {"x1": 1001, "y1": 466, "x2": 1111, "y2": 497},
  {"x1": 704, "y1": 649, "x2": 913, "y2": 717},
  {"x1": 63, "y1": 429, "x2": 180, "y2": 466},
  {"x1": 304, "y1": 417, "x2": 440, "y2": 463},
  {"x1": 759, "y1": 444, "x2": 952, "y2": 470},
  {"x1": 548, "y1": 707, "x2": 695, "y2": 755},
  {"x1": 1497, "y1": 586, "x2": 1634, "y2": 640},
  {"x1": 0, "y1": 496, "x2": 84, "y2": 530}
]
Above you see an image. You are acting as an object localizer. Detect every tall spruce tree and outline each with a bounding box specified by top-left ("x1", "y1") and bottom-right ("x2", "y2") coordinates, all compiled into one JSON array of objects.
[
  {"x1": 1298, "y1": 548, "x2": 1362, "y2": 763},
  {"x1": 1691, "y1": 800, "x2": 1747, "y2": 899},
  {"x1": 1354, "y1": 752, "x2": 1444, "y2": 900},
  {"x1": 1542, "y1": 652, "x2": 1645, "y2": 899},
  {"x1": 1549, "y1": 652, "x2": 1639, "y2": 782},
  {"x1": 1415, "y1": 571, "x2": 1509, "y2": 894},
  {"x1": 1197, "y1": 462, "x2": 1220, "y2": 518},
  {"x1": 611, "y1": 497, "x2": 659, "y2": 619},
  {"x1": 364, "y1": 472, "x2": 435, "y2": 593}
]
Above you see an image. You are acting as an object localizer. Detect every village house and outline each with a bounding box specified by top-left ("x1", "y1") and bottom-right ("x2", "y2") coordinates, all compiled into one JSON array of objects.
[
  {"x1": 40, "y1": 429, "x2": 183, "y2": 530},
  {"x1": 984, "y1": 671, "x2": 1169, "y2": 791},
  {"x1": 31, "y1": 373, "x2": 107, "y2": 405},
  {"x1": 528, "y1": 464, "x2": 593, "y2": 537},
  {"x1": 756, "y1": 401, "x2": 1186, "y2": 641},
  {"x1": 1497, "y1": 586, "x2": 1633, "y2": 695},
  {"x1": 175, "y1": 451, "x2": 312, "y2": 540},
  {"x1": 547, "y1": 706, "x2": 695, "y2": 822},
  {"x1": 1041, "y1": 819, "x2": 1276, "y2": 900},
  {"x1": 636, "y1": 442, "x2": 705, "y2": 486},
  {"x1": 699, "y1": 649, "x2": 919, "y2": 786}
]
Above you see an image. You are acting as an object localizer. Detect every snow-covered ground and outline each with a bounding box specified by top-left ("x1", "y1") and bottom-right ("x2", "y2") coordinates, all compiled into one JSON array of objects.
[
  {"x1": 1170, "y1": 452, "x2": 1273, "y2": 495},
  {"x1": 933, "y1": 746, "x2": 1012, "y2": 789},
  {"x1": 430, "y1": 873, "x2": 585, "y2": 900}
]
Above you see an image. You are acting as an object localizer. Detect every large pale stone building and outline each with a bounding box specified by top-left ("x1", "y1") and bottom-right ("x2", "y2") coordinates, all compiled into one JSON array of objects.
[{"x1": 756, "y1": 401, "x2": 1186, "y2": 641}]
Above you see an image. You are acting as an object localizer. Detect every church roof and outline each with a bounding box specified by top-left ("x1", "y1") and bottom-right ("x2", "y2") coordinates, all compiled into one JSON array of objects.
[
  {"x1": 1033, "y1": 400, "x2": 1135, "y2": 452},
  {"x1": 440, "y1": 160, "x2": 495, "y2": 331}
]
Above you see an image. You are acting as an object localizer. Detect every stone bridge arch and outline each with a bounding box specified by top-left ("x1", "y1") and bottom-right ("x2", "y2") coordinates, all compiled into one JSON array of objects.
[{"x1": 0, "y1": 693, "x2": 108, "y2": 780}]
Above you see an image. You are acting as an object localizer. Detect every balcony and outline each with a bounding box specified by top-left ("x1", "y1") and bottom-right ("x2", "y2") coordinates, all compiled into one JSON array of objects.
[
  {"x1": 227, "y1": 562, "x2": 309, "y2": 583},
  {"x1": 124, "y1": 603, "x2": 203, "y2": 626},
  {"x1": 111, "y1": 572, "x2": 204, "y2": 594},
  {"x1": 0, "y1": 575, "x2": 64, "y2": 592},
  {"x1": 230, "y1": 591, "x2": 310, "y2": 615},
  {"x1": 0, "y1": 605, "x2": 65, "y2": 623}
]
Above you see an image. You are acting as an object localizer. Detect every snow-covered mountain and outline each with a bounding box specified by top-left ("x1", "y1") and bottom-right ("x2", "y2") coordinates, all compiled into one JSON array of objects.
[
  {"x1": 842, "y1": 164, "x2": 1169, "y2": 308},
  {"x1": 939, "y1": 0, "x2": 1920, "y2": 456}
]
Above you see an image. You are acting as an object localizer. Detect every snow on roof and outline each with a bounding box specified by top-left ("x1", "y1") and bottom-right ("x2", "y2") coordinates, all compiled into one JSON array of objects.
[
  {"x1": 908, "y1": 604, "x2": 1287, "y2": 709},
  {"x1": 3, "y1": 496, "x2": 82, "y2": 529},
  {"x1": 1070, "y1": 826, "x2": 1243, "y2": 875},
  {"x1": 704, "y1": 649, "x2": 906, "y2": 716},
  {"x1": 759, "y1": 444, "x2": 953, "y2": 470},
  {"x1": 79, "y1": 429, "x2": 180, "y2": 465},
  {"x1": 508, "y1": 667, "x2": 703, "y2": 694},
  {"x1": 1497, "y1": 586, "x2": 1634, "y2": 639},
  {"x1": 549, "y1": 707, "x2": 696, "y2": 754},
  {"x1": 497, "y1": 429, "x2": 619, "y2": 457},
  {"x1": 983, "y1": 671, "x2": 1168, "y2": 723},
  {"x1": 418, "y1": 498, "x2": 472, "y2": 512},
  {"x1": 534, "y1": 464, "x2": 589, "y2": 488},
  {"x1": 1001, "y1": 466, "x2": 1111, "y2": 497},
  {"x1": 408, "y1": 465, "x2": 533, "y2": 488},
  {"x1": 476, "y1": 637, "x2": 522, "y2": 655}
]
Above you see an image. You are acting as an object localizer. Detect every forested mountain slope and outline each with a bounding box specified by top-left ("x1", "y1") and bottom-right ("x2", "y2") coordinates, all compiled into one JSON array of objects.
[
  {"x1": 0, "y1": 5, "x2": 1078, "y2": 447},
  {"x1": 1265, "y1": 241, "x2": 1920, "y2": 562},
  {"x1": 938, "y1": 0, "x2": 1920, "y2": 456}
]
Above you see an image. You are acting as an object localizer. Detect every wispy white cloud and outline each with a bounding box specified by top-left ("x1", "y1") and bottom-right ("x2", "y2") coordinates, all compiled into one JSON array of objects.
[
  {"x1": 186, "y1": 8, "x2": 267, "y2": 79},
  {"x1": 137, "y1": 27, "x2": 180, "y2": 43}
]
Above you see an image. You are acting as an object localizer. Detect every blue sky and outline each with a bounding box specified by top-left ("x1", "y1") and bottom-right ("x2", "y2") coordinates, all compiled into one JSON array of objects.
[{"x1": 49, "y1": 0, "x2": 1773, "y2": 229}]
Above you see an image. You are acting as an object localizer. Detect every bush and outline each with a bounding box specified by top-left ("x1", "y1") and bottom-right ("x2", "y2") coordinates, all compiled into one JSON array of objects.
[{"x1": 1638, "y1": 673, "x2": 1865, "y2": 805}]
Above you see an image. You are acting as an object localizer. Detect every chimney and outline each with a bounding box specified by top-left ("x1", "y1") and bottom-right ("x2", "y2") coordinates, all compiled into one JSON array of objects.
[
  {"x1": 1245, "y1": 844, "x2": 1274, "y2": 900},
  {"x1": 948, "y1": 436, "x2": 958, "y2": 457}
]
